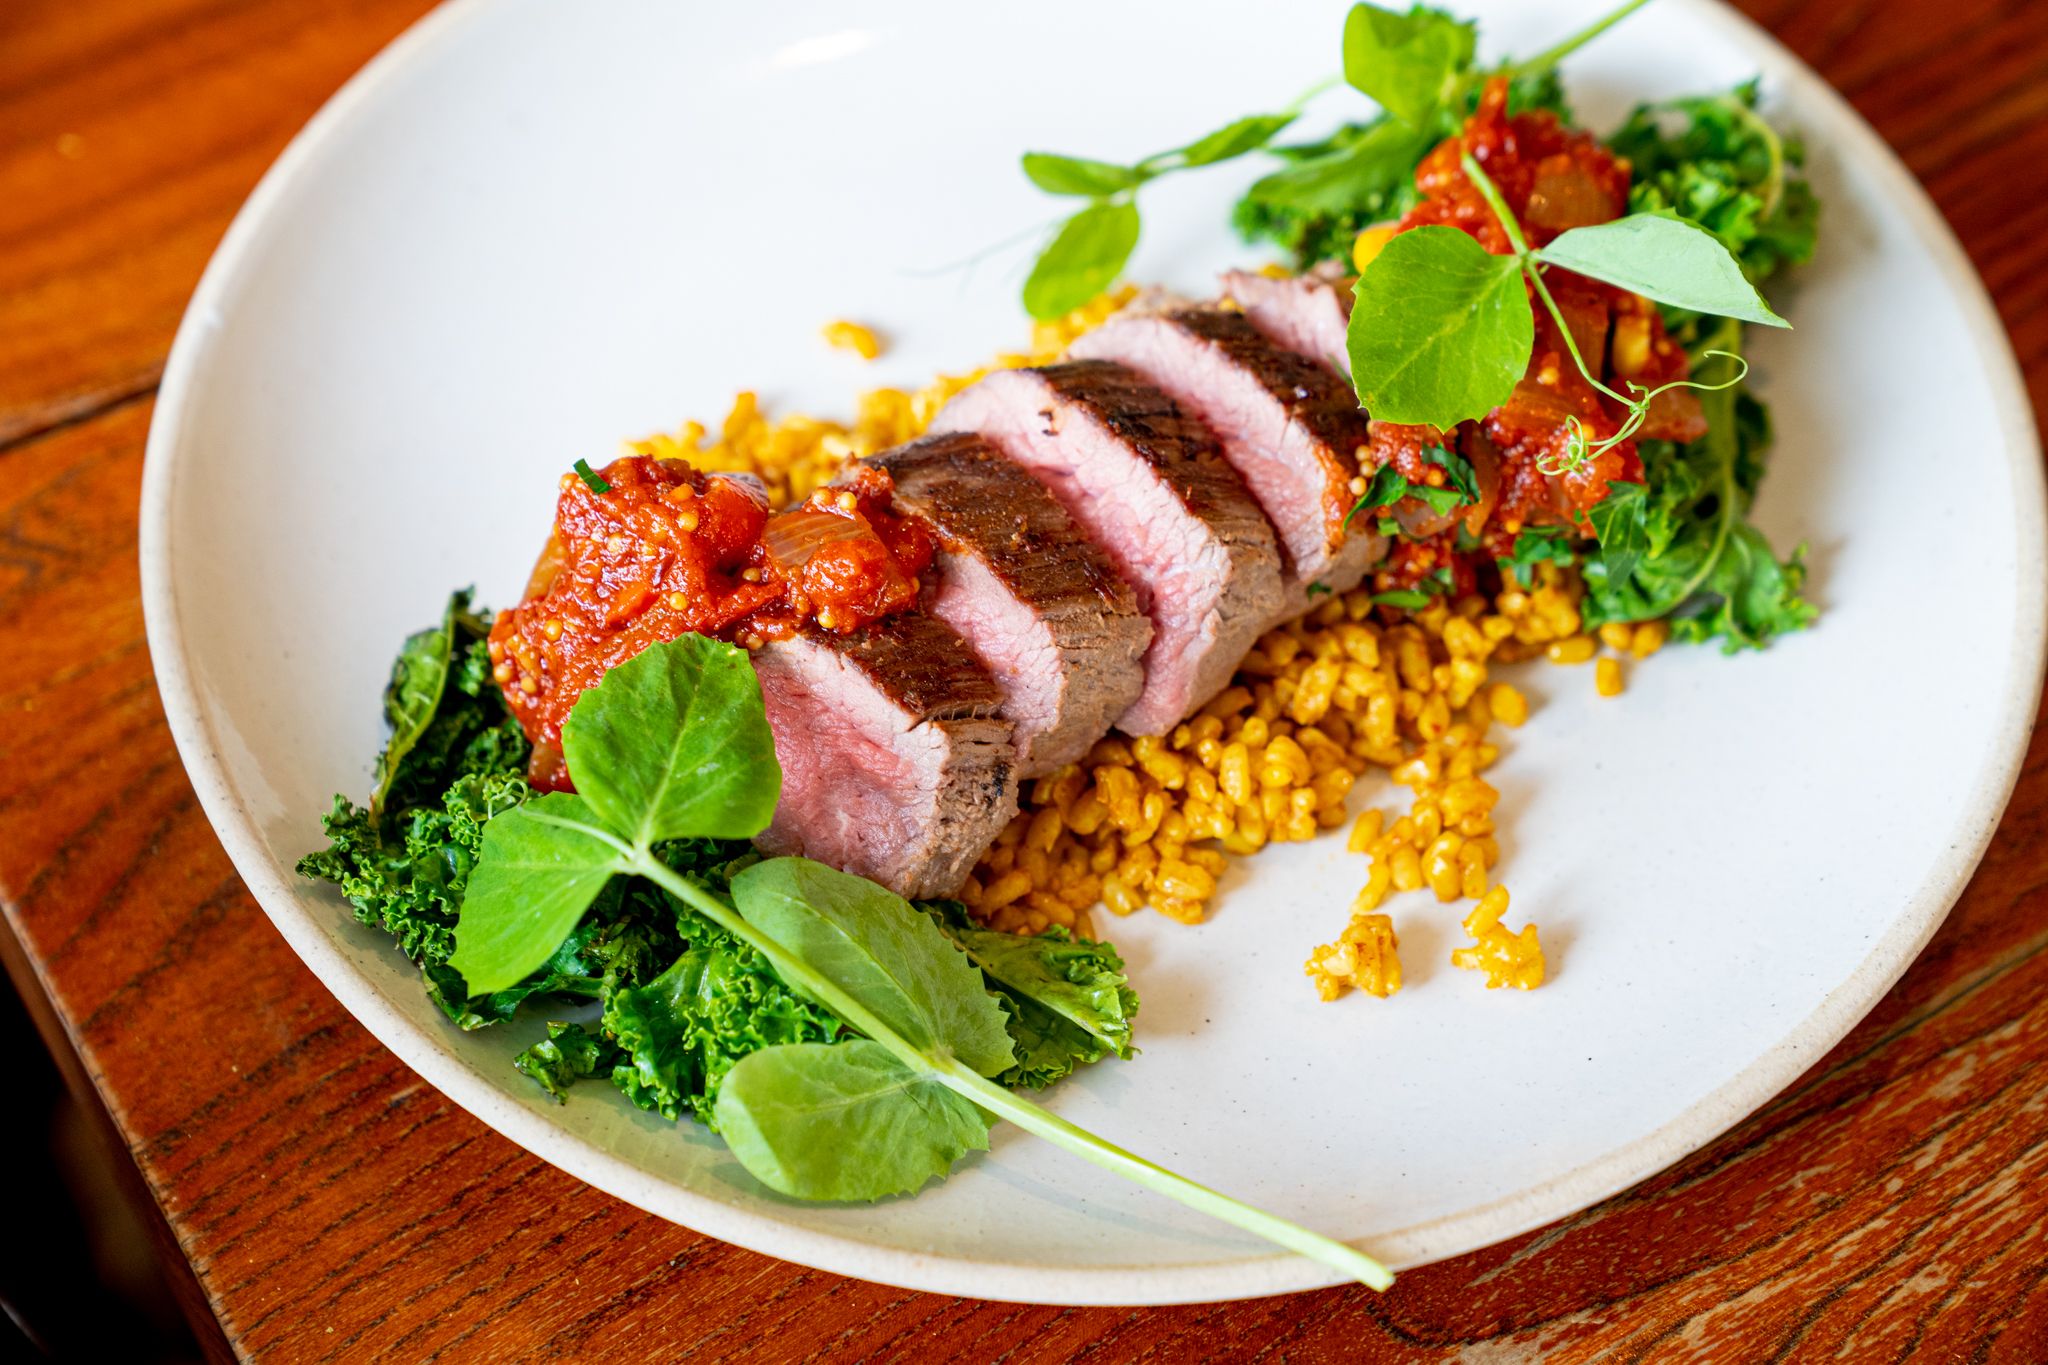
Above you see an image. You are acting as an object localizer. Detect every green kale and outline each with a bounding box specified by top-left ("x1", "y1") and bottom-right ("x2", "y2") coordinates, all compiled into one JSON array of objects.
[
  {"x1": 301, "y1": 768, "x2": 529, "y2": 966},
  {"x1": 1581, "y1": 341, "x2": 1815, "y2": 650},
  {"x1": 1606, "y1": 80, "x2": 1818, "y2": 290},
  {"x1": 924, "y1": 901, "x2": 1139, "y2": 1089},
  {"x1": 516, "y1": 1023, "x2": 622, "y2": 1102},
  {"x1": 1233, "y1": 65, "x2": 1569, "y2": 268},
  {"x1": 298, "y1": 590, "x2": 532, "y2": 965},
  {"x1": 604, "y1": 902, "x2": 844, "y2": 1126},
  {"x1": 422, "y1": 872, "x2": 688, "y2": 1027}
]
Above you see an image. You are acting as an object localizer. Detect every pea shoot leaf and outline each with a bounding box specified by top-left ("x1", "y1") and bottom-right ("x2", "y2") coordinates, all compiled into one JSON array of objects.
[
  {"x1": 714, "y1": 1040, "x2": 992, "y2": 1201},
  {"x1": 730, "y1": 858, "x2": 1017, "y2": 1079},
  {"x1": 1023, "y1": 201, "x2": 1141, "y2": 321},
  {"x1": 1342, "y1": 3, "x2": 1476, "y2": 127},
  {"x1": 447, "y1": 793, "x2": 625, "y2": 993},
  {"x1": 560, "y1": 633, "x2": 782, "y2": 849},
  {"x1": 1022, "y1": 152, "x2": 1143, "y2": 198},
  {"x1": 1535, "y1": 214, "x2": 1788, "y2": 327},
  {"x1": 1348, "y1": 226, "x2": 1533, "y2": 428},
  {"x1": 1172, "y1": 113, "x2": 1298, "y2": 168}
]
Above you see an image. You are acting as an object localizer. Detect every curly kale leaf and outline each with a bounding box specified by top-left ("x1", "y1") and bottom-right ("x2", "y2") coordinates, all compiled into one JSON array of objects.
[
  {"x1": 1582, "y1": 348, "x2": 1815, "y2": 651},
  {"x1": 516, "y1": 1023, "x2": 623, "y2": 1102},
  {"x1": 923, "y1": 901, "x2": 1139, "y2": 1089},
  {"x1": 604, "y1": 902, "x2": 844, "y2": 1127},
  {"x1": 300, "y1": 769, "x2": 529, "y2": 966},
  {"x1": 298, "y1": 591, "x2": 531, "y2": 966},
  {"x1": 1234, "y1": 65, "x2": 1568, "y2": 268},
  {"x1": 1606, "y1": 79, "x2": 1818, "y2": 290}
]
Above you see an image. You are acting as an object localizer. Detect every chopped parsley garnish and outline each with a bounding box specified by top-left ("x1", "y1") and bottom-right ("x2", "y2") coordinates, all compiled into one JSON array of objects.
[{"x1": 573, "y1": 459, "x2": 611, "y2": 494}]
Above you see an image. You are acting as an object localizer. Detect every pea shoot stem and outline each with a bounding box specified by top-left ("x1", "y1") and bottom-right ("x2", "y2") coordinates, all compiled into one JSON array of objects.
[
  {"x1": 1719, "y1": 96, "x2": 1785, "y2": 218},
  {"x1": 1516, "y1": 0, "x2": 1656, "y2": 76},
  {"x1": 1456, "y1": 150, "x2": 1750, "y2": 476},
  {"x1": 627, "y1": 848, "x2": 1397, "y2": 1291}
]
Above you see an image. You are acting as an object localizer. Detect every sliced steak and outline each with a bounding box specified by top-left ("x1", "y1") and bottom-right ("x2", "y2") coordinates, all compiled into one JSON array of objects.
[
  {"x1": 1069, "y1": 307, "x2": 1385, "y2": 614},
  {"x1": 1221, "y1": 265, "x2": 1355, "y2": 374},
  {"x1": 933, "y1": 361, "x2": 1284, "y2": 735},
  {"x1": 752, "y1": 613, "x2": 1016, "y2": 899},
  {"x1": 866, "y1": 433, "x2": 1150, "y2": 777}
]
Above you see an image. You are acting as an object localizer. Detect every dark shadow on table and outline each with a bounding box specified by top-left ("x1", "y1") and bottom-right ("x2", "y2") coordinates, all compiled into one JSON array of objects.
[{"x1": 0, "y1": 973, "x2": 203, "y2": 1365}]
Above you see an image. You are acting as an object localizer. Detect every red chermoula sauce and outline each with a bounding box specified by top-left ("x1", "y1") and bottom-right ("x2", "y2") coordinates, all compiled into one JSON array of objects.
[
  {"x1": 490, "y1": 456, "x2": 932, "y2": 787},
  {"x1": 1365, "y1": 78, "x2": 1705, "y2": 593}
]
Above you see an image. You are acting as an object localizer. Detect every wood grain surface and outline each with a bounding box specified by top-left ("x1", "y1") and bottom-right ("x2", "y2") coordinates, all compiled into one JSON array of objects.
[{"x1": 3, "y1": 0, "x2": 2045, "y2": 1359}]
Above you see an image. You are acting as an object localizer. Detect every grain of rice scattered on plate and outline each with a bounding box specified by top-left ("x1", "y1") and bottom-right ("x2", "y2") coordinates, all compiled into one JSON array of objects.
[{"x1": 626, "y1": 286, "x2": 1665, "y2": 1001}]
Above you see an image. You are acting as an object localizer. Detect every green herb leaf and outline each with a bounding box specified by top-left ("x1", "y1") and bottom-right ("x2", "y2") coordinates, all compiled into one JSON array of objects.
[
  {"x1": 1023, "y1": 201, "x2": 1141, "y2": 321},
  {"x1": 1371, "y1": 589, "x2": 1434, "y2": 609},
  {"x1": 730, "y1": 859, "x2": 1017, "y2": 1079},
  {"x1": 1173, "y1": 113, "x2": 1298, "y2": 168},
  {"x1": 1588, "y1": 480, "x2": 1651, "y2": 585},
  {"x1": 1500, "y1": 525, "x2": 1580, "y2": 584},
  {"x1": 446, "y1": 792, "x2": 624, "y2": 993},
  {"x1": 1535, "y1": 215, "x2": 1788, "y2": 327},
  {"x1": 1348, "y1": 226, "x2": 1533, "y2": 428},
  {"x1": 1342, "y1": 3, "x2": 1476, "y2": 127},
  {"x1": 1420, "y1": 444, "x2": 1480, "y2": 502},
  {"x1": 1580, "y1": 335, "x2": 1815, "y2": 650},
  {"x1": 573, "y1": 459, "x2": 611, "y2": 494},
  {"x1": 560, "y1": 633, "x2": 781, "y2": 849},
  {"x1": 370, "y1": 594, "x2": 471, "y2": 819},
  {"x1": 1343, "y1": 464, "x2": 1465, "y2": 526},
  {"x1": 1021, "y1": 152, "x2": 1144, "y2": 198},
  {"x1": 714, "y1": 1040, "x2": 992, "y2": 1201},
  {"x1": 1606, "y1": 82, "x2": 1818, "y2": 288}
]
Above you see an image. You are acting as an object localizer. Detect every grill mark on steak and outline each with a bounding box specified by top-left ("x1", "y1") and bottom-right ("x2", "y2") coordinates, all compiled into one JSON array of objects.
[
  {"x1": 869, "y1": 433, "x2": 1151, "y2": 775},
  {"x1": 1220, "y1": 266, "x2": 1355, "y2": 376},
  {"x1": 825, "y1": 611, "x2": 1007, "y2": 720},
  {"x1": 933, "y1": 361, "x2": 1284, "y2": 735},
  {"x1": 1035, "y1": 360, "x2": 1261, "y2": 531},
  {"x1": 872, "y1": 433, "x2": 1137, "y2": 614},
  {"x1": 1069, "y1": 307, "x2": 1385, "y2": 613},
  {"x1": 752, "y1": 612, "x2": 1016, "y2": 899}
]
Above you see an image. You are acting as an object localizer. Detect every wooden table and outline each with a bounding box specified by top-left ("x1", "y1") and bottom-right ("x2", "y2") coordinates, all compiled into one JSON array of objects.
[{"x1": 5, "y1": 1, "x2": 2045, "y2": 1359}]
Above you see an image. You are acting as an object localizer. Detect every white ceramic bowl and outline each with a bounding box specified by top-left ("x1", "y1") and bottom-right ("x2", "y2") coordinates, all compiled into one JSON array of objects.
[{"x1": 141, "y1": 0, "x2": 2044, "y2": 1304}]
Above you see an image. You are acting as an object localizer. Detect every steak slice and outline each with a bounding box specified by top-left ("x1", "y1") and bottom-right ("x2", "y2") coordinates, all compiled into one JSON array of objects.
[
  {"x1": 1220, "y1": 265, "x2": 1355, "y2": 375},
  {"x1": 1069, "y1": 306, "x2": 1385, "y2": 615},
  {"x1": 752, "y1": 613, "x2": 1017, "y2": 899},
  {"x1": 933, "y1": 361, "x2": 1284, "y2": 735},
  {"x1": 867, "y1": 433, "x2": 1151, "y2": 777}
]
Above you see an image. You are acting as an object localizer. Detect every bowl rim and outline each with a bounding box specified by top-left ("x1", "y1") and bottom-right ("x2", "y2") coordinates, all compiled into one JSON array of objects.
[{"x1": 138, "y1": 0, "x2": 2047, "y2": 1305}]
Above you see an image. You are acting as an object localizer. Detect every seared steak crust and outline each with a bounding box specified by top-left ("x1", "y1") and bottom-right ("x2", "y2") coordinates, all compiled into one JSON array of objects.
[
  {"x1": 1070, "y1": 307, "x2": 1383, "y2": 601},
  {"x1": 1220, "y1": 265, "x2": 1355, "y2": 376},
  {"x1": 870, "y1": 433, "x2": 1151, "y2": 775},
  {"x1": 1157, "y1": 307, "x2": 1368, "y2": 549},
  {"x1": 933, "y1": 362, "x2": 1284, "y2": 734},
  {"x1": 872, "y1": 433, "x2": 1137, "y2": 617},
  {"x1": 825, "y1": 611, "x2": 1007, "y2": 721},
  {"x1": 753, "y1": 612, "x2": 1016, "y2": 899},
  {"x1": 1036, "y1": 360, "x2": 1265, "y2": 534}
]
